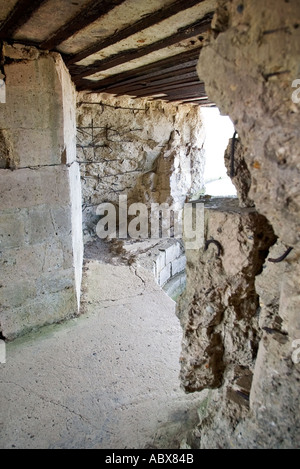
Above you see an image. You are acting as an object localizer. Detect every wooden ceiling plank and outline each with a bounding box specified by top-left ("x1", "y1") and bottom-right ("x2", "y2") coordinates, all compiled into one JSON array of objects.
[
  {"x1": 103, "y1": 61, "x2": 199, "y2": 91},
  {"x1": 70, "y1": 13, "x2": 213, "y2": 78},
  {"x1": 164, "y1": 87, "x2": 207, "y2": 100},
  {"x1": 0, "y1": 0, "x2": 46, "y2": 39},
  {"x1": 166, "y1": 85, "x2": 206, "y2": 95},
  {"x1": 122, "y1": 80, "x2": 203, "y2": 98},
  {"x1": 66, "y1": 0, "x2": 206, "y2": 65},
  {"x1": 74, "y1": 47, "x2": 202, "y2": 90},
  {"x1": 40, "y1": 0, "x2": 127, "y2": 50},
  {"x1": 167, "y1": 94, "x2": 206, "y2": 101},
  {"x1": 103, "y1": 68, "x2": 199, "y2": 94},
  {"x1": 115, "y1": 78, "x2": 201, "y2": 96}
]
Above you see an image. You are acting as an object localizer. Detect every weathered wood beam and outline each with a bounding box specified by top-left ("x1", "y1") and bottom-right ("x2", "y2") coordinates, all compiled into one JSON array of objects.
[
  {"x1": 103, "y1": 62, "x2": 199, "y2": 91},
  {"x1": 163, "y1": 84, "x2": 208, "y2": 101},
  {"x1": 75, "y1": 47, "x2": 202, "y2": 91},
  {"x1": 0, "y1": 0, "x2": 46, "y2": 39},
  {"x1": 181, "y1": 97, "x2": 209, "y2": 103},
  {"x1": 70, "y1": 14, "x2": 213, "y2": 79},
  {"x1": 167, "y1": 93, "x2": 206, "y2": 101},
  {"x1": 122, "y1": 79, "x2": 203, "y2": 98},
  {"x1": 179, "y1": 100, "x2": 212, "y2": 106},
  {"x1": 104, "y1": 68, "x2": 199, "y2": 95},
  {"x1": 66, "y1": 0, "x2": 206, "y2": 65},
  {"x1": 40, "y1": 0, "x2": 127, "y2": 50}
]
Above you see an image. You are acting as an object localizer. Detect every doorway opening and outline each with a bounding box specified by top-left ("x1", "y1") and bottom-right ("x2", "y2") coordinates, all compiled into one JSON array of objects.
[{"x1": 201, "y1": 107, "x2": 237, "y2": 197}]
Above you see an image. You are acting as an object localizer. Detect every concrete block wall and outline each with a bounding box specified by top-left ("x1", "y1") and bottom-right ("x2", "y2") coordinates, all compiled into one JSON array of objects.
[
  {"x1": 153, "y1": 240, "x2": 186, "y2": 288},
  {"x1": 0, "y1": 44, "x2": 83, "y2": 340}
]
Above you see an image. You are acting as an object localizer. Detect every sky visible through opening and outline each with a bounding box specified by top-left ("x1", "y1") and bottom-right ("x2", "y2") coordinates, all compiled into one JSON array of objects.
[{"x1": 201, "y1": 107, "x2": 237, "y2": 197}]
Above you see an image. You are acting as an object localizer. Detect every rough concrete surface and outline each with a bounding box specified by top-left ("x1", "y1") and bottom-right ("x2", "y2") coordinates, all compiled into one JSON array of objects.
[
  {"x1": 0, "y1": 44, "x2": 83, "y2": 339},
  {"x1": 198, "y1": 0, "x2": 300, "y2": 246},
  {"x1": 0, "y1": 255, "x2": 202, "y2": 449},
  {"x1": 76, "y1": 92, "x2": 205, "y2": 243},
  {"x1": 175, "y1": 0, "x2": 300, "y2": 449}
]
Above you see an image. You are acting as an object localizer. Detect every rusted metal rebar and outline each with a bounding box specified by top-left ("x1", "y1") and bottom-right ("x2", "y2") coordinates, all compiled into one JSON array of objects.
[
  {"x1": 230, "y1": 130, "x2": 238, "y2": 178},
  {"x1": 268, "y1": 246, "x2": 293, "y2": 263},
  {"x1": 204, "y1": 239, "x2": 223, "y2": 257}
]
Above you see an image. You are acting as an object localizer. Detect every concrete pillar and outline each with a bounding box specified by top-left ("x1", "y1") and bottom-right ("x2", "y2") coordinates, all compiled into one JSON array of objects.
[{"x1": 0, "y1": 44, "x2": 83, "y2": 340}]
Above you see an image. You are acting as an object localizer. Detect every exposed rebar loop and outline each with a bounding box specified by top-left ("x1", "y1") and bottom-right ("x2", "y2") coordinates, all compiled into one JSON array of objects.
[
  {"x1": 268, "y1": 246, "x2": 293, "y2": 263},
  {"x1": 204, "y1": 239, "x2": 223, "y2": 257},
  {"x1": 230, "y1": 130, "x2": 238, "y2": 178}
]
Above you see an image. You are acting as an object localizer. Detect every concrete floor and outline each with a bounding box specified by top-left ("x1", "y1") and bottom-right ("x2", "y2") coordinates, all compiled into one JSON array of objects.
[{"x1": 0, "y1": 252, "x2": 203, "y2": 449}]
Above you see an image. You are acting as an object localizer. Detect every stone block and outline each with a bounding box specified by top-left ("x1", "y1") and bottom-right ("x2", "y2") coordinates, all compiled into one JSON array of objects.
[
  {"x1": 25, "y1": 205, "x2": 72, "y2": 246},
  {"x1": 0, "y1": 280, "x2": 36, "y2": 308},
  {"x1": 4, "y1": 55, "x2": 59, "y2": 92},
  {"x1": 1, "y1": 51, "x2": 76, "y2": 167},
  {"x1": 0, "y1": 242, "x2": 64, "y2": 281},
  {"x1": 154, "y1": 250, "x2": 166, "y2": 277},
  {"x1": 0, "y1": 289, "x2": 77, "y2": 341},
  {"x1": 51, "y1": 206, "x2": 72, "y2": 235},
  {"x1": 165, "y1": 242, "x2": 182, "y2": 265},
  {"x1": 26, "y1": 206, "x2": 58, "y2": 245},
  {"x1": 158, "y1": 263, "x2": 171, "y2": 287},
  {"x1": 8, "y1": 128, "x2": 63, "y2": 168},
  {"x1": 171, "y1": 255, "x2": 186, "y2": 276},
  {"x1": 42, "y1": 242, "x2": 65, "y2": 273},
  {"x1": 0, "y1": 49, "x2": 81, "y2": 339},
  {"x1": 2, "y1": 89, "x2": 60, "y2": 130},
  {"x1": 0, "y1": 210, "x2": 26, "y2": 249},
  {"x1": 59, "y1": 235, "x2": 75, "y2": 270},
  {"x1": 36, "y1": 269, "x2": 75, "y2": 295},
  {"x1": 0, "y1": 167, "x2": 71, "y2": 210}
]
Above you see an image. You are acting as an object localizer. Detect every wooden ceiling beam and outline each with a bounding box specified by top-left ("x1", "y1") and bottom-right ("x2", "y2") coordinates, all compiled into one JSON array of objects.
[
  {"x1": 40, "y1": 0, "x2": 127, "y2": 50},
  {"x1": 70, "y1": 13, "x2": 213, "y2": 78},
  {"x1": 163, "y1": 84, "x2": 208, "y2": 101},
  {"x1": 122, "y1": 80, "x2": 203, "y2": 98},
  {"x1": 181, "y1": 97, "x2": 209, "y2": 102},
  {"x1": 167, "y1": 94, "x2": 206, "y2": 101},
  {"x1": 103, "y1": 68, "x2": 199, "y2": 95},
  {"x1": 103, "y1": 61, "x2": 199, "y2": 92},
  {"x1": 66, "y1": 0, "x2": 206, "y2": 65},
  {"x1": 75, "y1": 47, "x2": 202, "y2": 91},
  {"x1": 0, "y1": 0, "x2": 46, "y2": 39}
]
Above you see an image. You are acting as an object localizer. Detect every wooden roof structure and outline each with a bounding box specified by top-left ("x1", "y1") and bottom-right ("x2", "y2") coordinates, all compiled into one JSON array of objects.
[{"x1": 0, "y1": 0, "x2": 217, "y2": 105}]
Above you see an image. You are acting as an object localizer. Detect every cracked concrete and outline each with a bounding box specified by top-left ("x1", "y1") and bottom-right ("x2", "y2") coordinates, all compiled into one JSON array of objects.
[{"x1": 0, "y1": 255, "x2": 203, "y2": 449}]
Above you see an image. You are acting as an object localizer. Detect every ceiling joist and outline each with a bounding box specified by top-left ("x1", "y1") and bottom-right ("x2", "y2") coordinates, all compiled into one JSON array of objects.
[
  {"x1": 0, "y1": 0, "x2": 215, "y2": 106},
  {"x1": 104, "y1": 70, "x2": 200, "y2": 95},
  {"x1": 40, "y1": 0, "x2": 127, "y2": 51},
  {"x1": 66, "y1": 0, "x2": 206, "y2": 65},
  {"x1": 122, "y1": 80, "x2": 204, "y2": 98},
  {"x1": 75, "y1": 47, "x2": 202, "y2": 91},
  {"x1": 0, "y1": 0, "x2": 46, "y2": 39},
  {"x1": 69, "y1": 13, "x2": 213, "y2": 79}
]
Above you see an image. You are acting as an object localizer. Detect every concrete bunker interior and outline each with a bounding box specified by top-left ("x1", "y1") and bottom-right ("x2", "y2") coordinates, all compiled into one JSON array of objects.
[{"x1": 0, "y1": 0, "x2": 299, "y2": 449}]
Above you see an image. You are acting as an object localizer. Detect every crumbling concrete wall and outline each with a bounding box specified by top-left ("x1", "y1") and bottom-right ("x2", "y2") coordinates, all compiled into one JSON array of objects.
[
  {"x1": 76, "y1": 92, "x2": 205, "y2": 242},
  {"x1": 0, "y1": 44, "x2": 83, "y2": 340},
  {"x1": 224, "y1": 136, "x2": 254, "y2": 208},
  {"x1": 199, "y1": 0, "x2": 300, "y2": 246},
  {"x1": 178, "y1": 199, "x2": 276, "y2": 391},
  {"x1": 178, "y1": 0, "x2": 300, "y2": 449}
]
